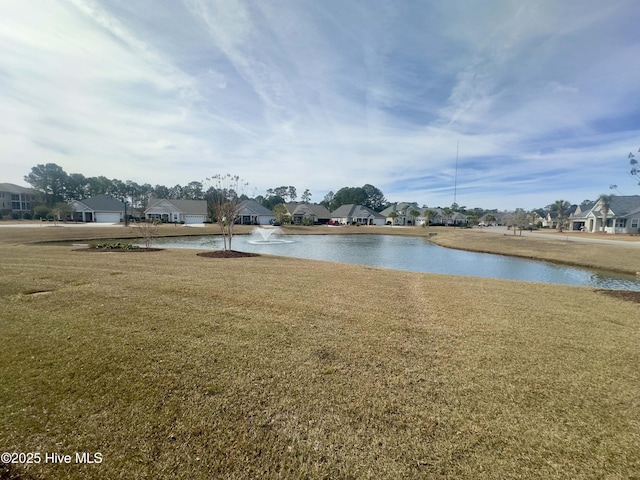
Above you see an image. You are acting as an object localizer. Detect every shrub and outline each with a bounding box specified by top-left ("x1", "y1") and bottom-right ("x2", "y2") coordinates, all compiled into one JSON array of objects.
[
  {"x1": 95, "y1": 242, "x2": 140, "y2": 250},
  {"x1": 10, "y1": 212, "x2": 20, "y2": 220},
  {"x1": 23, "y1": 212, "x2": 33, "y2": 220},
  {"x1": 34, "y1": 206, "x2": 50, "y2": 220}
]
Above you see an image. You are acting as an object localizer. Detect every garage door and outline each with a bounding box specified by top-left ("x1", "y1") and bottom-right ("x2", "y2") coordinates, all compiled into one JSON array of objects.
[
  {"x1": 95, "y1": 212, "x2": 121, "y2": 223},
  {"x1": 184, "y1": 215, "x2": 206, "y2": 224}
]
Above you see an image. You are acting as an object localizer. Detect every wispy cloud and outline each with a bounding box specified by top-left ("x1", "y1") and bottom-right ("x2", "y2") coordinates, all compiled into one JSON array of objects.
[{"x1": 1, "y1": 0, "x2": 638, "y2": 208}]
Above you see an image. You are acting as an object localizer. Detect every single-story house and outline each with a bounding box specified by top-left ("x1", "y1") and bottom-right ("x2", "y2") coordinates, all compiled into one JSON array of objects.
[
  {"x1": 420, "y1": 208, "x2": 468, "y2": 226},
  {"x1": 71, "y1": 194, "x2": 126, "y2": 223},
  {"x1": 581, "y1": 196, "x2": 640, "y2": 234},
  {"x1": 330, "y1": 204, "x2": 386, "y2": 225},
  {"x1": 284, "y1": 203, "x2": 332, "y2": 224},
  {"x1": 145, "y1": 198, "x2": 208, "y2": 224},
  {"x1": 236, "y1": 199, "x2": 276, "y2": 225},
  {"x1": 478, "y1": 212, "x2": 508, "y2": 226},
  {"x1": 0, "y1": 183, "x2": 34, "y2": 214}
]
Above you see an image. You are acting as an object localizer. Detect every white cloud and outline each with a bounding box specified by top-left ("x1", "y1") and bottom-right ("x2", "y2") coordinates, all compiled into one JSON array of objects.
[{"x1": 1, "y1": 0, "x2": 638, "y2": 209}]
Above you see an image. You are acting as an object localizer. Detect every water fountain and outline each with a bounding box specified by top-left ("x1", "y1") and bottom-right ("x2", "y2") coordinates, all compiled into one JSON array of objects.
[{"x1": 248, "y1": 227, "x2": 293, "y2": 244}]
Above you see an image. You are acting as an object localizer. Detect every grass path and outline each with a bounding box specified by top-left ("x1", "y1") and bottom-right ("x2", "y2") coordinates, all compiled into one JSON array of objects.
[{"x1": 1, "y1": 227, "x2": 639, "y2": 478}]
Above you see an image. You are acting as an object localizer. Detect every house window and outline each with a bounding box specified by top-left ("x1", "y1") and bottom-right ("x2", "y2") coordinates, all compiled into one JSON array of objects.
[
  {"x1": 631, "y1": 218, "x2": 639, "y2": 229},
  {"x1": 615, "y1": 219, "x2": 627, "y2": 228}
]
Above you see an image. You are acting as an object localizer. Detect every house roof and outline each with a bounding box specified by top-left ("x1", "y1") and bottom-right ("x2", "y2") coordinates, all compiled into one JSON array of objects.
[
  {"x1": 0, "y1": 183, "x2": 35, "y2": 195},
  {"x1": 588, "y1": 195, "x2": 640, "y2": 218},
  {"x1": 74, "y1": 194, "x2": 125, "y2": 212},
  {"x1": 608, "y1": 196, "x2": 640, "y2": 216},
  {"x1": 380, "y1": 202, "x2": 419, "y2": 216},
  {"x1": 238, "y1": 199, "x2": 275, "y2": 217},
  {"x1": 570, "y1": 201, "x2": 596, "y2": 219},
  {"x1": 331, "y1": 204, "x2": 385, "y2": 219},
  {"x1": 146, "y1": 198, "x2": 207, "y2": 215},
  {"x1": 285, "y1": 202, "x2": 331, "y2": 218}
]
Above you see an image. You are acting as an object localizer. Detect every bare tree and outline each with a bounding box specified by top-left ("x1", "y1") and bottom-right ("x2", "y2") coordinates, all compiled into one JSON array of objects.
[
  {"x1": 205, "y1": 174, "x2": 248, "y2": 251},
  {"x1": 629, "y1": 147, "x2": 639, "y2": 185},
  {"x1": 134, "y1": 220, "x2": 159, "y2": 248}
]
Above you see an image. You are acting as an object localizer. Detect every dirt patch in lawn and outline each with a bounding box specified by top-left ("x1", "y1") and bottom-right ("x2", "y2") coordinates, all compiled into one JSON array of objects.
[
  {"x1": 596, "y1": 289, "x2": 640, "y2": 304},
  {"x1": 197, "y1": 250, "x2": 260, "y2": 258}
]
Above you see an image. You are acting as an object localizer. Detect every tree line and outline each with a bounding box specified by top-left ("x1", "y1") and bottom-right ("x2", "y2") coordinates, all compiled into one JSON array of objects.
[{"x1": 22, "y1": 163, "x2": 390, "y2": 213}]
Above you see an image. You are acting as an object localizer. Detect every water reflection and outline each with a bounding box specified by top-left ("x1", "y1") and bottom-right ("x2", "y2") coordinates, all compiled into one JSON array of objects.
[{"x1": 148, "y1": 234, "x2": 640, "y2": 291}]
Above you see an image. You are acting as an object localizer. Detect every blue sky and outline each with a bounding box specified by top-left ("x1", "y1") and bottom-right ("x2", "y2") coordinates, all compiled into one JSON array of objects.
[{"x1": 1, "y1": 0, "x2": 638, "y2": 209}]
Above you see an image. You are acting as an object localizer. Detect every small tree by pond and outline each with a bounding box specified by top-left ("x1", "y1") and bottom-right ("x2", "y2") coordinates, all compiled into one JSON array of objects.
[
  {"x1": 135, "y1": 220, "x2": 160, "y2": 248},
  {"x1": 205, "y1": 174, "x2": 248, "y2": 251}
]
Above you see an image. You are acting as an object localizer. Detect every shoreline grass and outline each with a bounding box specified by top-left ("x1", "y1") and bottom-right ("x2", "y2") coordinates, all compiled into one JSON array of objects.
[
  {"x1": 424, "y1": 227, "x2": 640, "y2": 276},
  {"x1": 1, "y1": 227, "x2": 640, "y2": 478}
]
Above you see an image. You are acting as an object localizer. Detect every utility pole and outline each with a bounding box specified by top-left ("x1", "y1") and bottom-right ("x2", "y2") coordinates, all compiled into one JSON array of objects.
[{"x1": 453, "y1": 140, "x2": 459, "y2": 207}]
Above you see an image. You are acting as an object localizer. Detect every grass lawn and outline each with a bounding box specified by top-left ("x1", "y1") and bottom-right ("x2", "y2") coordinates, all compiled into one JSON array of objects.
[{"x1": 1, "y1": 226, "x2": 639, "y2": 479}]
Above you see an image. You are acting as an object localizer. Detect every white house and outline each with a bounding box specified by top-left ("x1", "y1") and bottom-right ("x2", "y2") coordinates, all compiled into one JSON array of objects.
[
  {"x1": 145, "y1": 198, "x2": 208, "y2": 224},
  {"x1": 582, "y1": 196, "x2": 640, "y2": 234},
  {"x1": 71, "y1": 194, "x2": 126, "y2": 223}
]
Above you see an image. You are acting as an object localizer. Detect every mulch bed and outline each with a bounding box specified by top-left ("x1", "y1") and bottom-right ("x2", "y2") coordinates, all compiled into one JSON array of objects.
[
  {"x1": 73, "y1": 248, "x2": 164, "y2": 253},
  {"x1": 197, "y1": 250, "x2": 260, "y2": 258},
  {"x1": 596, "y1": 289, "x2": 640, "y2": 304}
]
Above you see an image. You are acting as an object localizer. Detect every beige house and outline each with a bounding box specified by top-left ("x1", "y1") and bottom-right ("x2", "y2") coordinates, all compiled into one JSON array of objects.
[
  {"x1": 581, "y1": 196, "x2": 640, "y2": 234},
  {"x1": 380, "y1": 202, "x2": 421, "y2": 225}
]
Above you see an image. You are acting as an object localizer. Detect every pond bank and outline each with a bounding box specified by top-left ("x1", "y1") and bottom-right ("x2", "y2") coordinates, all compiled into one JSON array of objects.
[
  {"x1": 3, "y1": 223, "x2": 639, "y2": 276},
  {"x1": 422, "y1": 227, "x2": 640, "y2": 276}
]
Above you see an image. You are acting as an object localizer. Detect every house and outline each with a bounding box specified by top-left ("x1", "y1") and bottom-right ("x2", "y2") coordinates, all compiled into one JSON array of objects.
[
  {"x1": 422, "y1": 208, "x2": 468, "y2": 226},
  {"x1": 582, "y1": 196, "x2": 640, "y2": 234},
  {"x1": 70, "y1": 194, "x2": 127, "y2": 223},
  {"x1": 236, "y1": 199, "x2": 276, "y2": 225},
  {"x1": 380, "y1": 202, "x2": 421, "y2": 225},
  {"x1": 330, "y1": 204, "x2": 386, "y2": 225},
  {"x1": 284, "y1": 203, "x2": 332, "y2": 224},
  {"x1": 568, "y1": 201, "x2": 596, "y2": 231},
  {"x1": 478, "y1": 212, "x2": 509, "y2": 226},
  {"x1": 0, "y1": 183, "x2": 34, "y2": 215},
  {"x1": 145, "y1": 198, "x2": 208, "y2": 224},
  {"x1": 531, "y1": 209, "x2": 551, "y2": 228}
]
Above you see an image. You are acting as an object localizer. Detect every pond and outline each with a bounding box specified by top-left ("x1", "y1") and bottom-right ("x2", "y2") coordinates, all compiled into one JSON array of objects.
[{"x1": 147, "y1": 233, "x2": 640, "y2": 291}]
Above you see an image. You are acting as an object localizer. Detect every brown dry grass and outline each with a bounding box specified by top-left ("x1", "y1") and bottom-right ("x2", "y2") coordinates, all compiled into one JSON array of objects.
[
  {"x1": 1, "y1": 226, "x2": 640, "y2": 479},
  {"x1": 0, "y1": 222, "x2": 255, "y2": 246},
  {"x1": 426, "y1": 227, "x2": 640, "y2": 275}
]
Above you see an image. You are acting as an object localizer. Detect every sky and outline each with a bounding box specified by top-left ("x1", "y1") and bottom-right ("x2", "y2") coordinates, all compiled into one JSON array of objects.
[{"x1": 1, "y1": 0, "x2": 639, "y2": 210}]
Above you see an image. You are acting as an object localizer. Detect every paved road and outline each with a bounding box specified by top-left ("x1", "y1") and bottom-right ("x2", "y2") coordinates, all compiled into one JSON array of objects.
[
  {"x1": 474, "y1": 226, "x2": 640, "y2": 247},
  {"x1": 0, "y1": 222, "x2": 124, "y2": 228}
]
